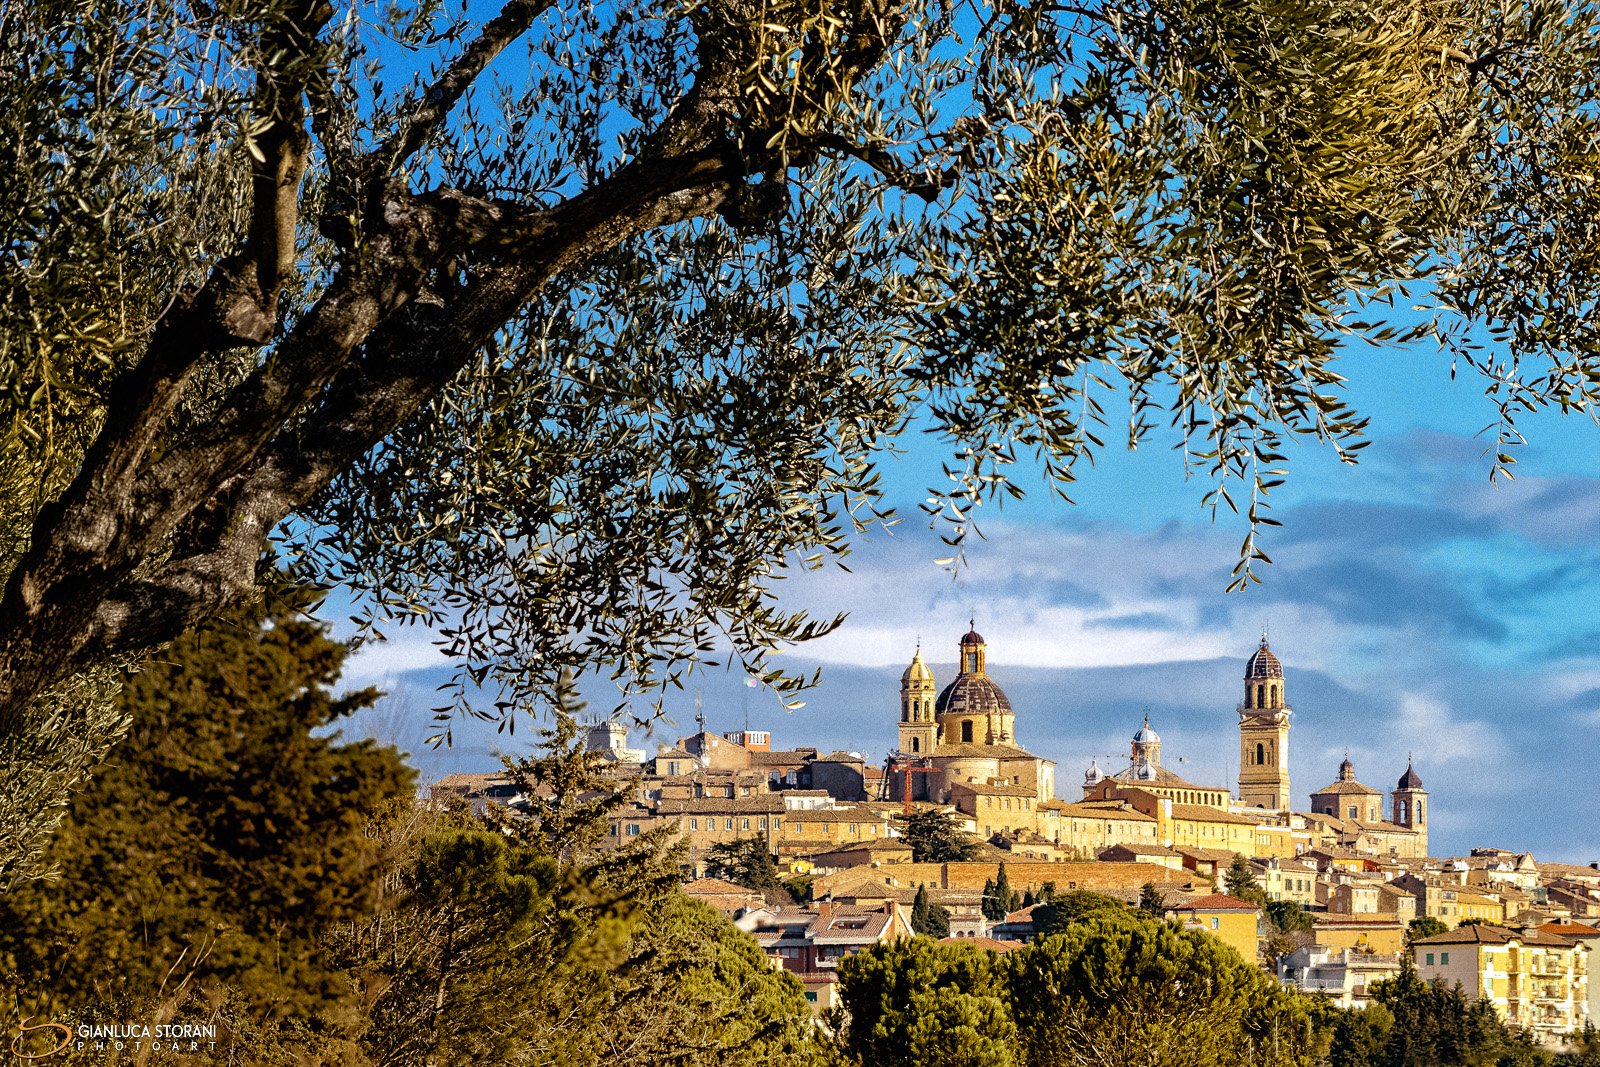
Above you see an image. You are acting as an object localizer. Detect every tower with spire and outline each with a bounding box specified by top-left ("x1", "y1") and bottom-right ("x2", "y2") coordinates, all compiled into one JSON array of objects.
[
  {"x1": 1237, "y1": 634, "x2": 1293, "y2": 810},
  {"x1": 1392, "y1": 760, "x2": 1429, "y2": 855},
  {"x1": 898, "y1": 644, "x2": 939, "y2": 757}
]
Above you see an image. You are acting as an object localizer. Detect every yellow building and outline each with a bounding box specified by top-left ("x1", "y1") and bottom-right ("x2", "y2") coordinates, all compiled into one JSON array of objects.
[
  {"x1": 1042, "y1": 799, "x2": 1160, "y2": 854},
  {"x1": 1253, "y1": 856, "x2": 1319, "y2": 909},
  {"x1": 1082, "y1": 780, "x2": 1260, "y2": 857},
  {"x1": 1172, "y1": 893, "x2": 1263, "y2": 962},
  {"x1": 1413, "y1": 925, "x2": 1591, "y2": 1042}
]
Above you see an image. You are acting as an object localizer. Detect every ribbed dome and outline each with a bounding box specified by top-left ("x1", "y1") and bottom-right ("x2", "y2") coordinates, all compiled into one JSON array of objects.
[
  {"x1": 1338, "y1": 756, "x2": 1356, "y2": 782},
  {"x1": 902, "y1": 649, "x2": 934, "y2": 686},
  {"x1": 1084, "y1": 760, "x2": 1104, "y2": 785},
  {"x1": 1397, "y1": 763, "x2": 1424, "y2": 790},
  {"x1": 960, "y1": 629, "x2": 985, "y2": 646},
  {"x1": 1133, "y1": 716, "x2": 1160, "y2": 744},
  {"x1": 935, "y1": 674, "x2": 1012, "y2": 717},
  {"x1": 1245, "y1": 638, "x2": 1283, "y2": 679}
]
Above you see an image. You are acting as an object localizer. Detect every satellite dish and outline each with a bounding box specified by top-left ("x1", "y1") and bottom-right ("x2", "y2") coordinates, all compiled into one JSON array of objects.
[{"x1": 849, "y1": 751, "x2": 862, "y2": 760}]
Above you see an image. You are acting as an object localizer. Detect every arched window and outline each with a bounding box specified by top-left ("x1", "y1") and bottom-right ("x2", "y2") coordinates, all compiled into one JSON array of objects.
[
  {"x1": 962, "y1": 720, "x2": 973, "y2": 743},
  {"x1": 1256, "y1": 683, "x2": 1265, "y2": 708},
  {"x1": 1271, "y1": 684, "x2": 1280, "y2": 707},
  {"x1": 1256, "y1": 742, "x2": 1265, "y2": 765},
  {"x1": 911, "y1": 737, "x2": 920, "y2": 753}
]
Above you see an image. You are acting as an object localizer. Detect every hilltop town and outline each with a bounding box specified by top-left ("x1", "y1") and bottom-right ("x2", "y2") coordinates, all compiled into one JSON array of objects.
[{"x1": 434, "y1": 629, "x2": 1599, "y2": 1041}]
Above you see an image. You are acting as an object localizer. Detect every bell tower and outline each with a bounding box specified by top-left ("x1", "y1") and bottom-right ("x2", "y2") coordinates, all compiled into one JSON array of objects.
[
  {"x1": 1237, "y1": 636, "x2": 1292, "y2": 809},
  {"x1": 899, "y1": 647, "x2": 938, "y2": 758},
  {"x1": 1392, "y1": 761, "x2": 1429, "y2": 856}
]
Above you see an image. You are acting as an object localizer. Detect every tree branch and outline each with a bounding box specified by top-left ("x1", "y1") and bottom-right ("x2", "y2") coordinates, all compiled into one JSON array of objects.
[{"x1": 368, "y1": 0, "x2": 558, "y2": 179}]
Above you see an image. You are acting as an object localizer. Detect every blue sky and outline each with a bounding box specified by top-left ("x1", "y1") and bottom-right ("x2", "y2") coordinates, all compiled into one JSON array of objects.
[{"x1": 335, "y1": 335, "x2": 1600, "y2": 864}]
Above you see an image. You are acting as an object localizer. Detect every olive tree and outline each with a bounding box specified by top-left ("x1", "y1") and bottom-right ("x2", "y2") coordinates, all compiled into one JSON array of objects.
[{"x1": 5, "y1": 0, "x2": 1600, "y2": 879}]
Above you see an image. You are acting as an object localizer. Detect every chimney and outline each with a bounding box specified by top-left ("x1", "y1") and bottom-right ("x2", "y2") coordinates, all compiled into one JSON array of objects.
[{"x1": 816, "y1": 900, "x2": 833, "y2": 920}]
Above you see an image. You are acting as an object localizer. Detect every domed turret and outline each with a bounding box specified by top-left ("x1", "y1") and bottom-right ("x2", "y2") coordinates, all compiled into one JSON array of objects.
[
  {"x1": 1245, "y1": 637, "x2": 1283, "y2": 679},
  {"x1": 1338, "y1": 755, "x2": 1356, "y2": 782},
  {"x1": 902, "y1": 648, "x2": 935, "y2": 688},
  {"x1": 1130, "y1": 714, "x2": 1163, "y2": 766},
  {"x1": 1084, "y1": 759, "x2": 1104, "y2": 787}
]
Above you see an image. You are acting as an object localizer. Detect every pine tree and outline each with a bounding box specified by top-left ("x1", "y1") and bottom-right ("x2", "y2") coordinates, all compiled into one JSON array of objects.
[
  {"x1": 897, "y1": 807, "x2": 980, "y2": 862},
  {"x1": 0, "y1": 587, "x2": 413, "y2": 1019},
  {"x1": 1139, "y1": 882, "x2": 1167, "y2": 915},
  {"x1": 1224, "y1": 854, "x2": 1269, "y2": 906}
]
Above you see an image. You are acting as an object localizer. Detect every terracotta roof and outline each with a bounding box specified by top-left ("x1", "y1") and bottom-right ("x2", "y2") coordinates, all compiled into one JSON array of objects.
[
  {"x1": 655, "y1": 796, "x2": 785, "y2": 814},
  {"x1": 1536, "y1": 922, "x2": 1600, "y2": 937},
  {"x1": 1174, "y1": 847, "x2": 1240, "y2": 863},
  {"x1": 750, "y1": 749, "x2": 817, "y2": 765},
  {"x1": 1108, "y1": 762, "x2": 1215, "y2": 788},
  {"x1": 1169, "y1": 804, "x2": 1256, "y2": 825},
  {"x1": 683, "y1": 877, "x2": 757, "y2": 896},
  {"x1": 779, "y1": 804, "x2": 884, "y2": 823},
  {"x1": 1413, "y1": 925, "x2": 1577, "y2": 948},
  {"x1": 1101, "y1": 843, "x2": 1184, "y2": 858},
  {"x1": 1173, "y1": 893, "x2": 1262, "y2": 912},
  {"x1": 930, "y1": 742, "x2": 1042, "y2": 760},
  {"x1": 431, "y1": 772, "x2": 516, "y2": 795},
  {"x1": 949, "y1": 782, "x2": 1038, "y2": 797},
  {"x1": 1042, "y1": 801, "x2": 1156, "y2": 822},
  {"x1": 1311, "y1": 780, "x2": 1383, "y2": 796},
  {"x1": 939, "y1": 936, "x2": 1024, "y2": 952}
]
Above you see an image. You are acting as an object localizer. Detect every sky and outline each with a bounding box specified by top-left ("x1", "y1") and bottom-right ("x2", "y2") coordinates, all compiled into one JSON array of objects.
[{"x1": 330, "y1": 328, "x2": 1600, "y2": 865}]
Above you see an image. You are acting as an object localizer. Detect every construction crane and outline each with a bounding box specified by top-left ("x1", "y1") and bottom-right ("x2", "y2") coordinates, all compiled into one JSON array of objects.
[{"x1": 887, "y1": 755, "x2": 941, "y2": 816}]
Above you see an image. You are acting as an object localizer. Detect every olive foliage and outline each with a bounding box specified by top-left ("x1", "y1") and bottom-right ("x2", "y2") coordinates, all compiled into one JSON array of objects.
[{"x1": 5, "y1": 0, "x2": 1600, "y2": 877}]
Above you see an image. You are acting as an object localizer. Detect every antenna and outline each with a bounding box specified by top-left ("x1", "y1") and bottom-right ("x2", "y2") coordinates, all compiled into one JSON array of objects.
[{"x1": 695, "y1": 689, "x2": 705, "y2": 734}]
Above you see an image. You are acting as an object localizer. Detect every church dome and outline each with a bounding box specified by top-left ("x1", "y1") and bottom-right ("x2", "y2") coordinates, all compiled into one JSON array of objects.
[
  {"x1": 1134, "y1": 760, "x2": 1159, "y2": 781},
  {"x1": 960, "y1": 628, "x2": 985, "y2": 646},
  {"x1": 935, "y1": 673, "x2": 1013, "y2": 717},
  {"x1": 1397, "y1": 763, "x2": 1424, "y2": 790},
  {"x1": 1133, "y1": 717, "x2": 1160, "y2": 744},
  {"x1": 902, "y1": 649, "x2": 934, "y2": 686},
  {"x1": 1084, "y1": 760, "x2": 1104, "y2": 786},
  {"x1": 1245, "y1": 638, "x2": 1283, "y2": 679}
]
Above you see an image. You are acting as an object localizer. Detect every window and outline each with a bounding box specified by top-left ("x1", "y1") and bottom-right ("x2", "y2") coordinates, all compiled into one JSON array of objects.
[
  {"x1": 690, "y1": 819, "x2": 698, "y2": 830},
  {"x1": 912, "y1": 737, "x2": 920, "y2": 752},
  {"x1": 741, "y1": 818, "x2": 750, "y2": 830},
  {"x1": 668, "y1": 761, "x2": 680, "y2": 775},
  {"x1": 1256, "y1": 743, "x2": 1264, "y2": 765},
  {"x1": 804, "y1": 992, "x2": 818, "y2": 1003},
  {"x1": 741, "y1": 787, "x2": 750, "y2": 797},
  {"x1": 1442, "y1": 953, "x2": 1449, "y2": 965},
  {"x1": 1426, "y1": 953, "x2": 1434, "y2": 966},
  {"x1": 1211, "y1": 917, "x2": 1220, "y2": 930},
  {"x1": 759, "y1": 818, "x2": 768, "y2": 830},
  {"x1": 724, "y1": 818, "x2": 734, "y2": 830},
  {"x1": 849, "y1": 824, "x2": 858, "y2": 834},
  {"x1": 627, "y1": 824, "x2": 640, "y2": 836},
  {"x1": 609, "y1": 824, "x2": 618, "y2": 835},
  {"x1": 962, "y1": 720, "x2": 973, "y2": 743}
]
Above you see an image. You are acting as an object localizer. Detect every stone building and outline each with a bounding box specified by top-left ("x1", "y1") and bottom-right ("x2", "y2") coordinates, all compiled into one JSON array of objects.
[{"x1": 890, "y1": 629, "x2": 1056, "y2": 808}]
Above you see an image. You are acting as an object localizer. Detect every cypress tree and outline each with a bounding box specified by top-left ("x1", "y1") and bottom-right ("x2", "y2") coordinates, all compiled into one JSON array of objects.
[{"x1": 994, "y1": 863, "x2": 1014, "y2": 917}]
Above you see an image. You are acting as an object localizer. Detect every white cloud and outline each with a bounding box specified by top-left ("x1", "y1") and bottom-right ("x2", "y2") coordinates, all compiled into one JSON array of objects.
[{"x1": 339, "y1": 632, "x2": 454, "y2": 686}]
